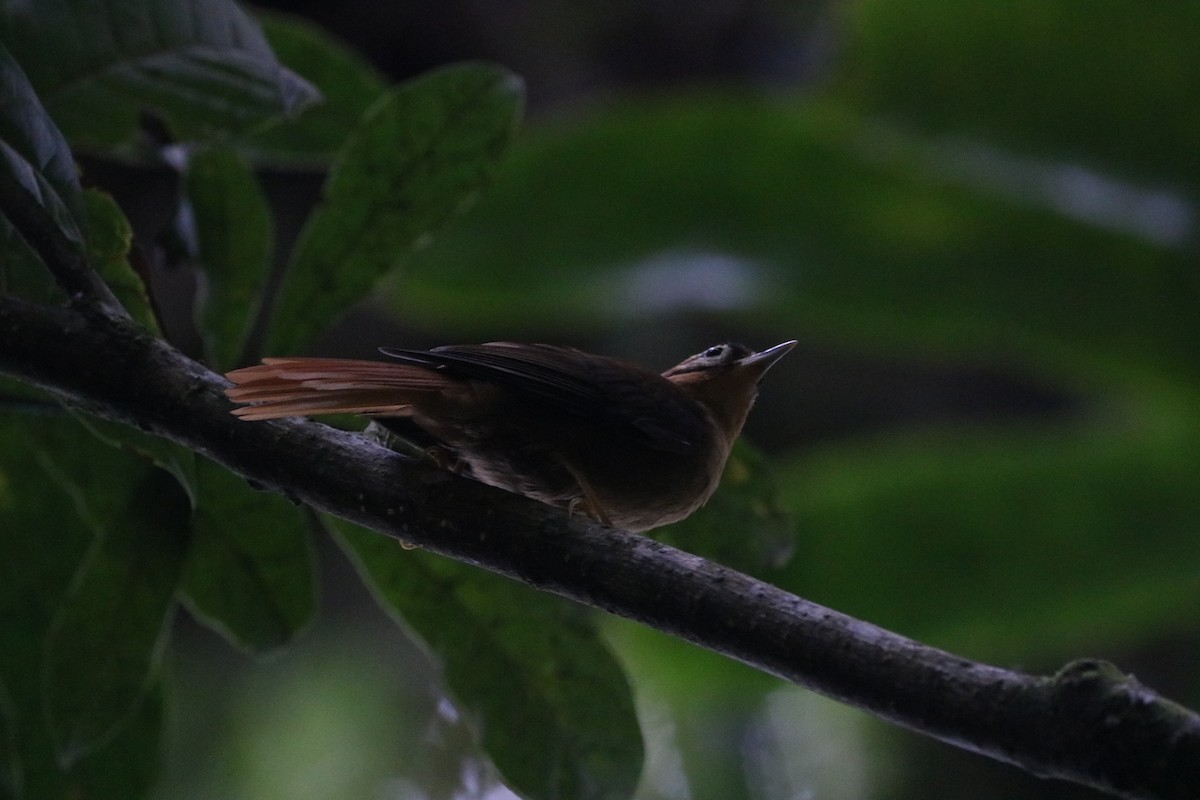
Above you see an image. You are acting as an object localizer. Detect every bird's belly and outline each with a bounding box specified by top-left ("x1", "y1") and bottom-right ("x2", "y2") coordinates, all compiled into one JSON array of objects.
[{"x1": 453, "y1": 438, "x2": 723, "y2": 533}]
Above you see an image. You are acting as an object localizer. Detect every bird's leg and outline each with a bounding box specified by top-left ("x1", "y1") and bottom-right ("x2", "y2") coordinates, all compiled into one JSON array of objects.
[
  {"x1": 363, "y1": 420, "x2": 435, "y2": 463},
  {"x1": 364, "y1": 422, "x2": 468, "y2": 473},
  {"x1": 561, "y1": 460, "x2": 614, "y2": 527},
  {"x1": 362, "y1": 423, "x2": 464, "y2": 551},
  {"x1": 422, "y1": 444, "x2": 471, "y2": 475}
]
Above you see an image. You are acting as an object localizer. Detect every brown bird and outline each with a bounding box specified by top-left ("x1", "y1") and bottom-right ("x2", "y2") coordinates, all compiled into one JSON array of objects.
[{"x1": 224, "y1": 340, "x2": 795, "y2": 532}]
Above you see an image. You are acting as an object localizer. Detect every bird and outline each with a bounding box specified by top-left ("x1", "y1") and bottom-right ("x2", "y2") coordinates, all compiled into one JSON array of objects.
[{"x1": 224, "y1": 340, "x2": 795, "y2": 532}]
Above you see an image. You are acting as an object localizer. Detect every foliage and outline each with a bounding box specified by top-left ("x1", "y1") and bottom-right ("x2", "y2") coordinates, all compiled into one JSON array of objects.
[
  {"x1": 0, "y1": 2, "x2": 544, "y2": 797},
  {"x1": 2, "y1": 0, "x2": 1199, "y2": 799}
]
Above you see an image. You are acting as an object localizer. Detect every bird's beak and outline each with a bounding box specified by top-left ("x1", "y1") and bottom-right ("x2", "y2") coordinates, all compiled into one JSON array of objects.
[{"x1": 738, "y1": 340, "x2": 797, "y2": 377}]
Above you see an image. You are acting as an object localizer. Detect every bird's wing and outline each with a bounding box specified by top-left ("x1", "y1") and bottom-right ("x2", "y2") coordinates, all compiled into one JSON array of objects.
[
  {"x1": 381, "y1": 343, "x2": 606, "y2": 409},
  {"x1": 380, "y1": 343, "x2": 700, "y2": 453}
]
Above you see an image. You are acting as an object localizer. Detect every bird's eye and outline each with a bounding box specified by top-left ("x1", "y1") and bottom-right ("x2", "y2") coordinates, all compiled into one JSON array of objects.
[{"x1": 703, "y1": 346, "x2": 725, "y2": 359}]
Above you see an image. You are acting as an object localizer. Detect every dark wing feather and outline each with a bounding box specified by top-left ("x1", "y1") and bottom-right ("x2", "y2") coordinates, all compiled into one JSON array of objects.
[
  {"x1": 381, "y1": 343, "x2": 606, "y2": 409},
  {"x1": 380, "y1": 343, "x2": 700, "y2": 453}
]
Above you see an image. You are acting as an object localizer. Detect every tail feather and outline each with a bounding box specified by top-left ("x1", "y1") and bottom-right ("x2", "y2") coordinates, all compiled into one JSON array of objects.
[{"x1": 225, "y1": 358, "x2": 444, "y2": 421}]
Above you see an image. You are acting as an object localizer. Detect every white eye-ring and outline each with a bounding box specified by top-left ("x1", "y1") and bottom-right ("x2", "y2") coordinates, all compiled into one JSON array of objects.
[{"x1": 703, "y1": 346, "x2": 726, "y2": 359}]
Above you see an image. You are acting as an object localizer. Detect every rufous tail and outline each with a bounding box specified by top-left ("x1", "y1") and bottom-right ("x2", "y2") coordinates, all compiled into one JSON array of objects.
[{"x1": 224, "y1": 358, "x2": 445, "y2": 420}]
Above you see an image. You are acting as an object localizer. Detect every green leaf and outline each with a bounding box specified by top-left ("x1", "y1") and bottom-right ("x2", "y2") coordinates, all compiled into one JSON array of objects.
[
  {"x1": 0, "y1": 416, "x2": 95, "y2": 698},
  {"x1": 0, "y1": 211, "x2": 57, "y2": 300},
  {"x1": 0, "y1": 0, "x2": 320, "y2": 148},
  {"x1": 0, "y1": 41, "x2": 81, "y2": 219},
  {"x1": 183, "y1": 458, "x2": 316, "y2": 653},
  {"x1": 0, "y1": 413, "x2": 169, "y2": 796},
  {"x1": 185, "y1": 145, "x2": 273, "y2": 369},
  {"x1": 656, "y1": 440, "x2": 796, "y2": 576},
  {"x1": 243, "y1": 11, "x2": 390, "y2": 164},
  {"x1": 0, "y1": 41, "x2": 83, "y2": 297},
  {"x1": 0, "y1": 414, "x2": 89, "y2": 798},
  {"x1": 67, "y1": 681, "x2": 164, "y2": 800},
  {"x1": 39, "y1": 462, "x2": 190, "y2": 762},
  {"x1": 83, "y1": 188, "x2": 161, "y2": 332},
  {"x1": 69, "y1": 411, "x2": 198, "y2": 506},
  {"x1": 333, "y1": 521, "x2": 643, "y2": 800},
  {"x1": 605, "y1": 619, "x2": 781, "y2": 800},
  {"x1": 268, "y1": 62, "x2": 524, "y2": 353}
]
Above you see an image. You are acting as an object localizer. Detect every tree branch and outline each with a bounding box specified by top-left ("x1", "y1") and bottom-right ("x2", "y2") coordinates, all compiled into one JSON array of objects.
[{"x1": 1, "y1": 293, "x2": 1197, "y2": 800}]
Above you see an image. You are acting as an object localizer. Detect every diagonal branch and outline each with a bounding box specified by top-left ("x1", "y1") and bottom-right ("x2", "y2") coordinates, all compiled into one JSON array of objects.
[{"x1": 1, "y1": 292, "x2": 1198, "y2": 800}]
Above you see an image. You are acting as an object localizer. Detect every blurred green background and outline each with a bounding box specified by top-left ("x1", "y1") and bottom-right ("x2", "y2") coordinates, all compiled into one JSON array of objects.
[{"x1": 141, "y1": 1, "x2": 1200, "y2": 798}]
